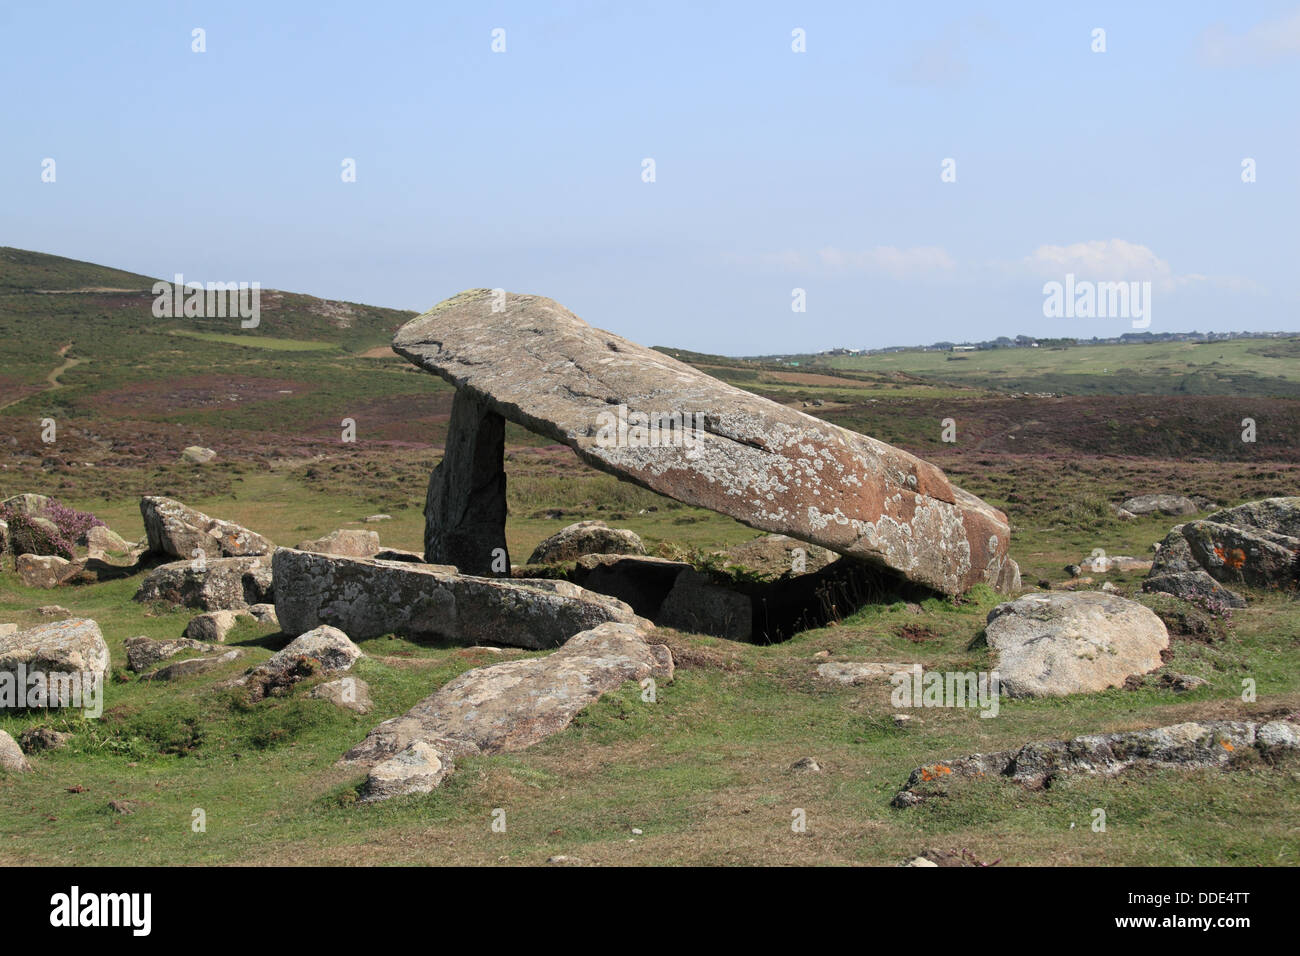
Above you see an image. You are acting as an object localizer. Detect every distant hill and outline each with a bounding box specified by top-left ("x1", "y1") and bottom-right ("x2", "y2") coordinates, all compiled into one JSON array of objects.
[
  {"x1": 0, "y1": 247, "x2": 416, "y2": 359},
  {"x1": 0, "y1": 247, "x2": 157, "y2": 292}
]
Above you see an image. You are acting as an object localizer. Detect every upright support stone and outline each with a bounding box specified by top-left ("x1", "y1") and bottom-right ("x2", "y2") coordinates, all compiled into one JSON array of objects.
[{"x1": 424, "y1": 389, "x2": 509, "y2": 574}]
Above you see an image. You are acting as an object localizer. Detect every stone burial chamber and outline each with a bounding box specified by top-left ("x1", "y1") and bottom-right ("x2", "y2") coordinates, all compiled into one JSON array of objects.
[{"x1": 394, "y1": 289, "x2": 1019, "y2": 598}]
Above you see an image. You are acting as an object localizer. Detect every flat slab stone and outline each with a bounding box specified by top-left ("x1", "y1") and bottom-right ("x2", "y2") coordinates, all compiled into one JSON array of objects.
[
  {"x1": 341, "y1": 621, "x2": 673, "y2": 801},
  {"x1": 393, "y1": 290, "x2": 1014, "y2": 595},
  {"x1": 272, "y1": 548, "x2": 644, "y2": 648}
]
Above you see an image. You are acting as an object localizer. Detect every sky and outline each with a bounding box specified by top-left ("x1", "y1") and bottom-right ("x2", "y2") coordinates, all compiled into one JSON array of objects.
[{"x1": 3, "y1": 1, "x2": 1298, "y2": 353}]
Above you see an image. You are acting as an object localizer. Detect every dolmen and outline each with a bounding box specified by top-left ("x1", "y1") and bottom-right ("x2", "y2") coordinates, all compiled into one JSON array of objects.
[{"x1": 394, "y1": 289, "x2": 1018, "y2": 595}]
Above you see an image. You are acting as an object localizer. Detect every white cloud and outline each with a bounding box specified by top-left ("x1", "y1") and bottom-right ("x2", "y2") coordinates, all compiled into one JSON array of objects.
[
  {"x1": 1199, "y1": 8, "x2": 1300, "y2": 67},
  {"x1": 1020, "y1": 239, "x2": 1261, "y2": 294},
  {"x1": 1022, "y1": 239, "x2": 1172, "y2": 282}
]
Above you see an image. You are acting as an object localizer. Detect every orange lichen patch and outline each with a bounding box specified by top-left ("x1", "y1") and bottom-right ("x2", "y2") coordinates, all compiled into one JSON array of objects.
[
  {"x1": 918, "y1": 764, "x2": 954, "y2": 782},
  {"x1": 1220, "y1": 739, "x2": 1235, "y2": 752},
  {"x1": 1212, "y1": 546, "x2": 1248, "y2": 570}
]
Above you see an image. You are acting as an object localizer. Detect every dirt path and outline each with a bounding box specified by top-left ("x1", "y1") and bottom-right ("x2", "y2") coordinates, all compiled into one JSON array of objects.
[{"x1": 0, "y1": 343, "x2": 85, "y2": 412}]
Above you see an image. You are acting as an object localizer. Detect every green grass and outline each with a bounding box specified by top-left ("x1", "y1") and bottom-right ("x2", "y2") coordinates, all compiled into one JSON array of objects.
[{"x1": 165, "y1": 330, "x2": 340, "y2": 351}]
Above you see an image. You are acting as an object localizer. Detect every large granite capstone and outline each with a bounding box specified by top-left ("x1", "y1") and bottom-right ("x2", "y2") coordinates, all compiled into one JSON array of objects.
[{"x1": 394, "y1": 290, "x2": 1015, "y2": 595}]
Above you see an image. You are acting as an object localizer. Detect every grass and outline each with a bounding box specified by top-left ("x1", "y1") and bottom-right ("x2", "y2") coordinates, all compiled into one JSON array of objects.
[{"x1": 165, "y1": 330, "x2": 341, "y2": 351}]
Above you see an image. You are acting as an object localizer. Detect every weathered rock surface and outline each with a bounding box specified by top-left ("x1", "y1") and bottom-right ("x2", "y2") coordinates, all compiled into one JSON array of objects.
[
  {"x1": 1144, "y1": 570, "x2": 1246, "y2": 608},
  {"x1": 0, "y1": 730, "x2": 31, "y2": 773},
  {"x1": 423, "y1": 388, "x2": 510, "y2": 575},
  {"x1": 184, "y1": 609, "x2": 246, "y2": 643},
  {"x1": 124, "y1": 635, "x2": 219, "y2": 673},
  {"x1": 342, "y1": 621, "x2": 673, "y2": 801},
  {"x1": 393, "y1": 290, "x2": 1014, "y2": 595},
  {"x1": 724, "y1": 534, "x2": 835, "y2": 579},
  {"x1": 247, "y1": 603, "x2": 279, "y2": 626},
  {"x1": 310, "y1": 676, "x2": 373, "y2": 713},
  {"x1": 134, "y1": 555, "x2": 273, "y2": 610},
  {"x1": 180, "y1": 445, "x2": 217, "y2": 465},
  {"x1": 261, "y1": 625, "x2": 362, "y2": 676},
  {"x1": 1, "y1": 494, "x2": 50, "y2": 516},
  {"x1": 16, "y1": 553, "x2": 79, "y2": 589},
  {"x1": 273, "y1": 548, "x2": 642, "y2": 648},
  {"x1": 0, "y1": 619, "x2": 110, "y2": 704},
  {"x1": 527, "y1": 520, "x2": 645, "y2": 565},
  {"x1": 1145, "y1": 499, "x2": 1300, "y2": 603},
  {"x1": 295, "y1": 528, "x2": 381, "y2": 558},
  {"x1": 151, "y1": 649, "x2": 242, "y2": 681},
  {"x1": 79, "y1": 524, "x2": 132, "y2": 555},
  {"x1": 1121, "y1": 494, "x2": 1199, "y2": 516},
  {"x1": 892, "y1": 718, "x2": 1300, "y2": 806},
  {"x1": 0, "y1": 518, "x2": 7, "y2": 554},
  {"x1": 984, "y1": 592, "x2": 1168, "y2": 697},
  {"x1": 1206, "y1": 497, "x2": 1300, "y2": 538},
  {"x1": 140, "y1": 496, "x2": 273, "y2": 560},
  {"x1": 816, "y1": 661, "x2": 915, "y2": 685},
  {"x1": 19, "y1": 727, "x2": 72, "y2": 753},
  {"x1": 1078, "y1": 553, "x2": 1151, "y2": 574}
]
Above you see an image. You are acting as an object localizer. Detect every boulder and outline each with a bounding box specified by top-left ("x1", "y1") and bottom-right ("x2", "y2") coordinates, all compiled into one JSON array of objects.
[
  {"x1": 1121, "y1": 494, "x2": 1199, "y2": 516},
  {"x1": 19, "y1": 727, "x2": 72, "y2": 753},
  {"x1": 1149, "y1": 517, "x2": 1298, "y2": 594},
  {"x1": 139, "y1": 496, "x2": 273, "y2": 560},
  {"x1": 0, "y1": 730, "x2": 31, "y2": 773},
  {"x1": 723, "y1": 534, "x2": 835, "y2": 579},
  {"x1": 261, "y1": 625, "x2": 362, "y2": 676},
  {"x1": 310, "y1": 676, "x2": 373, "y2": 713},
  {"x1": 180, "y1": 445, "x2": 216, "y2": 465},
  {"x1": 342, "y1": 621, "x2": 673, "y2": 800},
  {"x1": 0, "y1": 518, "x2": 7, "y2": 554},
  {"x1": 0, "y1": 619, "x2": 110, "y2": 705},
  {"x1": 1, "y1": 493, "x2": 50, "y2": 516},
  {"x1": 984, "y1": 592, "x2": 1168, "y2": 697},
  {"x1": 1206, "y1": 497, "x2": 1300, "y2": 538},
  {"x1": 272, "y1": 548, "x2": 642, "y2": 649},
  {"x1": 1143, "y1": 570, "x2": 1246, "y2": 609},
  {"x1": 124, "y1": 635, "x2": 220, "y2": 673},
  {"x1": 247, "y1": 603, "x2": 279, "y2": 626},
  {"x1": 893, "y1": 719, "x2": 1300, "y2": 806},
  {"x1": 16, "y1": 553, "x2": 79, "y2": 589},
  {"x1": 527, "y1": 520, "x2": 645, "y2": 565},
  {"x1": 657, "y1": 569, "x2": 752, "y2": 639},
  {"x1": 151, "y1": 649, "x2": 242, "y2": 681},
  {"x1": 184, "y1": 609, "x2": 246, "y2": 643},
  {"x1": 392, "y1": 290, "x2": 1014, "y2": 595},
  {"x1": 133, "y1": 555, "x2": 273, "y2": 611},
  {"x1": 78, "y1": 524, "x2": 132, "y2": 555},
  {"x1": 295, "y1": 528, "x2": 381, "y2": 558}
]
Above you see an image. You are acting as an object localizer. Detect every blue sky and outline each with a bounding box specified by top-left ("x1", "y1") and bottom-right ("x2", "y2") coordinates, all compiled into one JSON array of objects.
[{"x1": 4, "y1": 1, "x2": 1297, "y2": 353}]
